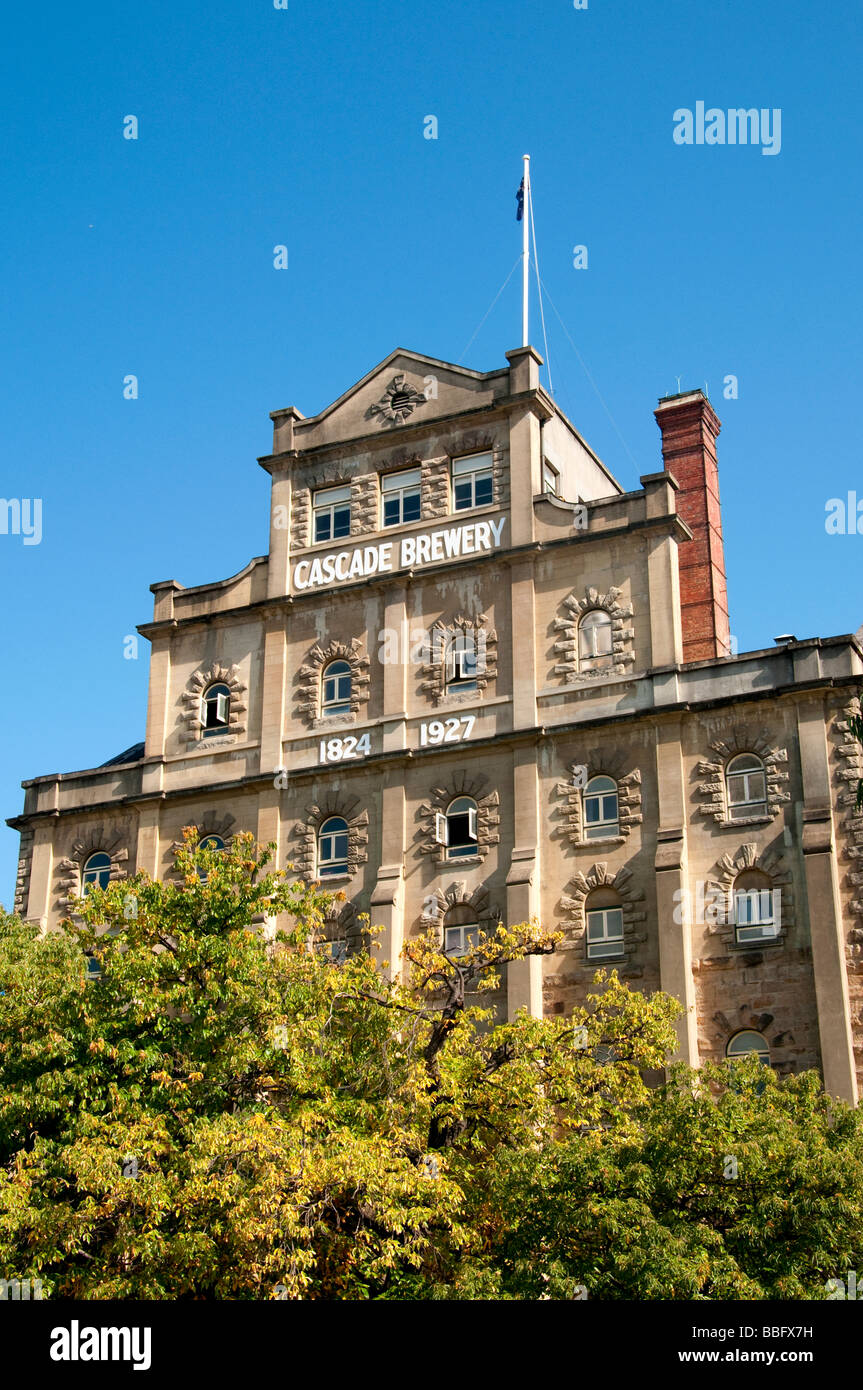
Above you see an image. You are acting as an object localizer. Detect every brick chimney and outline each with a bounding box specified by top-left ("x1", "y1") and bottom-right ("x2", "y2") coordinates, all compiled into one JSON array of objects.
[{"x1": 654, "y1": 390, "x2": 731, "y2": 662}]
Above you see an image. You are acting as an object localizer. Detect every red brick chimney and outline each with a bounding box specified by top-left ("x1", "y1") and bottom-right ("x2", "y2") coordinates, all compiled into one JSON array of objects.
[{"x1": 654, "y1": 390, "x2": 731, "y2": 662}]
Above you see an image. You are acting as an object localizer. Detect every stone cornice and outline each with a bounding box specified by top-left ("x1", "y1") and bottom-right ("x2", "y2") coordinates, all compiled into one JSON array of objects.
[
  {"x1": 8, "y1": 670, "x2": 861, "y2": 829},
  {"x1": 135, "y1": 512, "x2": 692, "y2": 639}
]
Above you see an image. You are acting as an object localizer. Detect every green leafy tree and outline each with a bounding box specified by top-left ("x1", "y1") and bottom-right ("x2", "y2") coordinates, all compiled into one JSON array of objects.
[{"x1": 1, "y1": 829, "x2": 861, "y2": 1300}]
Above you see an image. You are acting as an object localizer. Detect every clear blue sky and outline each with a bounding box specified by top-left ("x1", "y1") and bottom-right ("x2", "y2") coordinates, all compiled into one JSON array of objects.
[{"x1": 2, "y1": 0, "x2": 861, "y2": 906}]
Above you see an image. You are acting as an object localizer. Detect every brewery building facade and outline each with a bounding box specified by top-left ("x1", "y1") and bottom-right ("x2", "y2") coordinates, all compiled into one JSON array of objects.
[{"x1": 8, "y1": 345, "x2": 863, "y2": 1101}]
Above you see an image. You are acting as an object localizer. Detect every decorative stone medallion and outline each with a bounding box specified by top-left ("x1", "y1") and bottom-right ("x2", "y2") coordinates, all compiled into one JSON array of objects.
[{"x1": 368, "y1": 375, "x2": 428, "y2": 426}]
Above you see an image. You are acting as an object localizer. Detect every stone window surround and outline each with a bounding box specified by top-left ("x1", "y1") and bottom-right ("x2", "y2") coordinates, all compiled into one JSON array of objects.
[
  {"x1": 56, "y1": 827, "x2": 129, "y2": 913},
  {"x1": 553, "y1": 585, "x2": 636, "y2": 684},
  {"x1": 315, "y1": 897, "x2": 367, "y2": 957},
  {"x1": 556, "y1": 750, "x2": 643, "y2": 848},
  {"x1": 418, "y1": 773, "x2": 500, "y2": 867},
  {"x1": 419, "y1": 612, "x2": 499, "y2": 708},
  {"x1": 168, "y1": 812, "x2": 236, "y2": 879},
  {"x1": 180, "y1": 662, "x2": 248, "y2": 746},
  {"x1": 694, "y1": 732, "x2": 790, "y2": 826},
  {"x1": 292, "y1": 797, "x2": 370, "y2": 883},
  {"x1": 419, "y1": 881, "x2": 500, "y2": 945},
  {"x1": 702, "y1": 1002, "x2": 801, "y2": 1077},
  {"x1": 557, "y1": 861, "x2": 647, "y2": 971},
  {"x1": 703, "y1": 841, "x2": 795, "y2": 952},
  {"x1": 296, "y1": 638, "x2": 371, "y2": 729}
]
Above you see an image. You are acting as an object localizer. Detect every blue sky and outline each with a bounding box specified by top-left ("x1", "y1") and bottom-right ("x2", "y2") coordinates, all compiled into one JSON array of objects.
[{"x1": 1, "y1": 0, "x2": 861, "y2": 905}]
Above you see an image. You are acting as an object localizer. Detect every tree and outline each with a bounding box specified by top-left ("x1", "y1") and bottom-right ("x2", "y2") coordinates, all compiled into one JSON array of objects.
[{"x1": 1, "y1": 829, "x2": 862, "y2": 1300}]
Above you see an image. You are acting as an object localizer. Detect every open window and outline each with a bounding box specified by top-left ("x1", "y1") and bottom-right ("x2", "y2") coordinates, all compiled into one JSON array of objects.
[
  {"x1": 542, "y1": 460, "x2": 561, "y2": 497},
  {"x1": 445, "y1": 632, "x2": 479, "y2": 693},
  {"x1": 435, "y1": 797, "x2": 479, "y2": 859},
  {"x1": 202, "y1": 683, "x2": 230, "y2": 737}
]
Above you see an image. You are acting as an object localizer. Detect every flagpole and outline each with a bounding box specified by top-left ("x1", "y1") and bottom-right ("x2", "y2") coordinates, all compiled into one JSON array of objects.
[{"x1": 522, "y1": 154, "x2": 530, "y2": 346}]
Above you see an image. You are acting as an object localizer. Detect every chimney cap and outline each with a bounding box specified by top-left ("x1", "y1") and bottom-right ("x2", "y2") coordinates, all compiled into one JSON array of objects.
[
  {"x1": 773, "y1": 634, "x2": 797, "y2": 645},
  {"x1": 656, "y1": 387, "x2": 707, "y2": 406}
]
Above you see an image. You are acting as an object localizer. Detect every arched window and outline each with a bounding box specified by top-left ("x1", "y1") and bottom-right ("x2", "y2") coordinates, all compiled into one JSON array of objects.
[
  {"x1": 445, "y1": 632, "x2": 479, "y2": 692},
  {"x1": 322, "y1": 660, "x2": 352, "y2": 716},
  {"x1": 584, "y1": 887, "x2": 624, "y2": 961},
  {"x1": 318, "y1": 817, "x2": 349, "y2": 877},
  {"x1": 196, "y1": 834, "x2": 225, "y2": 882},
  {"x1": 733, "y1": 868, "x2": 779, "y2": 944},
  {"x1": 81, "y1": 851, "x2": 111, "y2": 895},
  {"x1": 725, "y1": 753, "x2": 767, "y2": 819},
  {"x1": 577, "y1": 609, "x2": 613, "y2": 672},
  {"x1": 436, "y1": 796, "x2": 479, "y2": 859},
  {"x1": 84, "y1": 952, "x2": 102, "y2": 982},
  {"x1": 443, "y1": 903, "x2": 480, "y2": 958},
  {"x1": 583, "y1": 775, "x2": 619, "y2": 839},
  {"x1": 202, "y1": 683, "x2": 231, "y2": 737},
  {"x1": 726, "y1": 1030, "x2": 770, "y2": 1065}
]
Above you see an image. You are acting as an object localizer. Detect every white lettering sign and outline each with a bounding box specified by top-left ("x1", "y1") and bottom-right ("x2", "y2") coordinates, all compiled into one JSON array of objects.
[{"x1": 292, "y1": 517, "x2": 507, "y2": 592}]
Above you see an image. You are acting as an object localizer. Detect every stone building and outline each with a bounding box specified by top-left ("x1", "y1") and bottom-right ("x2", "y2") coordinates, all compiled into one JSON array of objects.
[{"x1": 8, "y1": 345, "x2": 863, "y2": 1101}]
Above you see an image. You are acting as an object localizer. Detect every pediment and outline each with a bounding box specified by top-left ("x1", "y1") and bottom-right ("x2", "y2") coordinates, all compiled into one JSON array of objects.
[{"x1": 290, "y1": 349, "x2": 504, "y2": 449}]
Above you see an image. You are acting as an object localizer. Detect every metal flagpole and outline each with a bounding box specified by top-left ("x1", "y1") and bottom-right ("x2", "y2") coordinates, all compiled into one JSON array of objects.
[{"x1": 522, "y1": 153, "x2": 530, "y2": 346}]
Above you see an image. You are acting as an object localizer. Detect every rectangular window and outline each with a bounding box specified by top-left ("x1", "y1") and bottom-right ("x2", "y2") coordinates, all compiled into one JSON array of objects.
[
  {"x1": 381, "y1": 468, "x2": 422, "y2": 527},
  {"x1": 446, "y1": 632, "x2": 480, "y2": 688},
  {"x1": 444, "y1": 924, "x2": 479, "y2": 957},
  {"x1": 734, "y1": 889, "x2": 780, "y2": 943},
  {"x1": 586, "y1": 907, "x2": 624, "y2": 961},
  {"x1": 584, "y1": 793, "x2": 619, "y2": 839},
  {"x1": 313, "y1": 485, "x2": 352, "y2": 544},
  {"x1": 452, "y1": 452, "x2": 494, "y2": 511},
  {"x1": 543, "y1": 460, "x2": 560, "y2": 496},
  {"x1": 727, "y1": 771, "x2": 768, "y2": 818}
]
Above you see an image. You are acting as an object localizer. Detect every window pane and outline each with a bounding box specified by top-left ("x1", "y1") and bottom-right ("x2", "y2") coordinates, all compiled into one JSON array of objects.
[
  {"x1": 403, "y1": 491, "x2": 421, "y2": 522},
  {"x1": 315, "y1": 513, "x2": 332, "y2": 542},
  {"x1": 453, "y1": 453, "x2": 492, "y2": 476},
  {"x1": 474, "y1": 474, "x2": 493, "y2": 506},
  {"x1": 382, "y1": 468, "x2": 421, "y2": 491},
  {"x1": 332, "y1": 506, "x2": 351, "y2": 538},
  {"x1": 315, "y1": 485, "x2": 351, "y2": 505},
  {"x1": 454, "y1": 480, "x2": 472, "y2": 509},
  {"x1": 383, "y1": 497, "x2": 400, "y2": 526}
]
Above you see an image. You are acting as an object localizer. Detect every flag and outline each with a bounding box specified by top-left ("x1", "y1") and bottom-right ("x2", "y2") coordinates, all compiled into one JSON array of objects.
[{"x1": 516, "y1": 177, "x2": 524, "y2": 221}]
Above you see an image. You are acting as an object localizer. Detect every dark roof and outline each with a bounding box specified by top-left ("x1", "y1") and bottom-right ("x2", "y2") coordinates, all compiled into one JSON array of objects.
[{"x1": 98, "y1": 741, "x2": 145, "y2": 769}]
